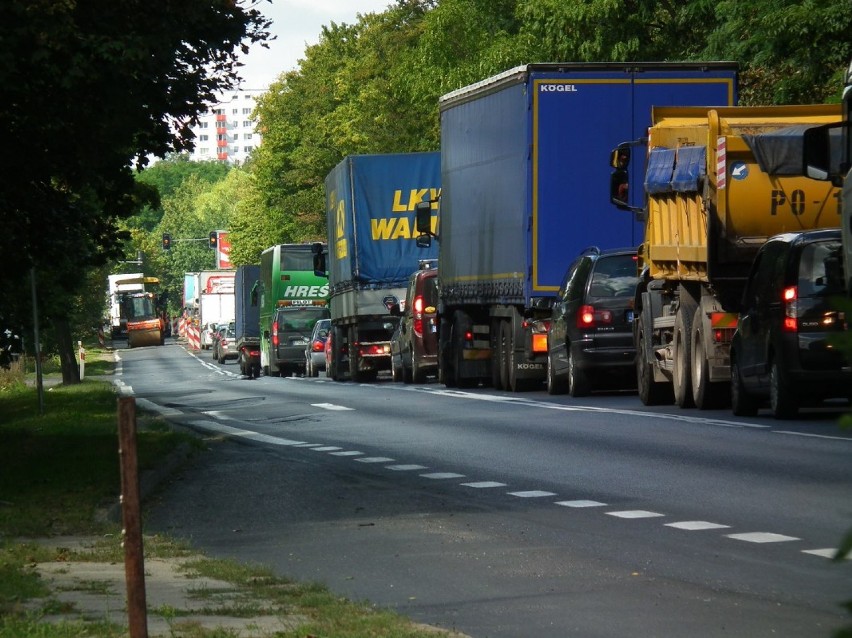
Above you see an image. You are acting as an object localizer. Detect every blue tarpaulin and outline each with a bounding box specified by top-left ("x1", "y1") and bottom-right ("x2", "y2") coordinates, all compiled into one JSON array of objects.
[
  {"x1": 671, "y1": 146, "x2": 706, "y2": 192},
  {"x1": 644, "y1": 147, "x2": 675, "y2": 194}
]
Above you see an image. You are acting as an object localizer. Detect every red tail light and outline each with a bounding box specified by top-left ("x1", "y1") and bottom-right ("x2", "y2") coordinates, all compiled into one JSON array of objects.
[
  {"x1": 413, "y1": 296, "x2": 424, "y2": 314},
  {"x1": 577, "y1": 305, "x2": 612, "y2": 328},
  {"x1": 782, "y1": 286, "x2": 798, "y2": 332},
  {"x1": 311, "y1": 339, "x2": 325, "y2": 352},
  {"x1": 271, "y1": 320, "x2": 279, "y2": 346}
]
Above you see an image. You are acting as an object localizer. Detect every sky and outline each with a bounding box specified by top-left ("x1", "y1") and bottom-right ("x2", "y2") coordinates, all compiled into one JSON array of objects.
[{"x1": 235, "y1": 0, "x2": 395, "y2": 90}]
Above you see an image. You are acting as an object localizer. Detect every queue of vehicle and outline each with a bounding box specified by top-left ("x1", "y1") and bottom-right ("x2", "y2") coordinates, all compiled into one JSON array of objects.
[{"x1": 188, "y1": 60, "x2": 851, "y2": 421}]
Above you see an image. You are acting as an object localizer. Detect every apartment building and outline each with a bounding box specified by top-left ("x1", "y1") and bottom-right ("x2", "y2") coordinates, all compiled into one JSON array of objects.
[{"x1": 189, "y1": 90, "x2": 264, "y2": 165}]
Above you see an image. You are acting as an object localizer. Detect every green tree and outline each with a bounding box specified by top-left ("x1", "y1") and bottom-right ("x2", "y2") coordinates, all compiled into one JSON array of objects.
[
  {"x1": 0, "y1": 0, "x2": 270, "y2": 384},
  {"x1": 133, "y1": 157, "x2": 231, "y2": 232}
]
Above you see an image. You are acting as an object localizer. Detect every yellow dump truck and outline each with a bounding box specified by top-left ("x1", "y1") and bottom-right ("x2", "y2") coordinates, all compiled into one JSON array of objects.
[{"x1": 611, "y1": 105, "x2": 842, "y2": 408}]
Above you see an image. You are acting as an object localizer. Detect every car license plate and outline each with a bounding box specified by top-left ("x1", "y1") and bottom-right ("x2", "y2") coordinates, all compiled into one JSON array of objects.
[{"x1": 293, "y1": 338, "x2": 308, "y2": 345}]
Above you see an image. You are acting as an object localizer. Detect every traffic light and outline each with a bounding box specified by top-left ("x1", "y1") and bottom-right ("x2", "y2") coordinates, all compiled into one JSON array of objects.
[
  {"x1": 209, "y1": 231, "x2": 218, "y2": 249},
  {"x1": 162, "y1": 233, "x2": 171, "y2": 251}
]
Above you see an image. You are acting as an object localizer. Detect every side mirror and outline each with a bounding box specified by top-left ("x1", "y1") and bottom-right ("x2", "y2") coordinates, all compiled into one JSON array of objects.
[
  {"x1": 312, "y1": 244, "x2": 327, "y2": 278},
  {"x1": 415, "y1": 201, "x2": 433, "y2": 235},
  {"x1": 610, "y1": 146, "x2": 630, "y2": 169},
  {"x1": 416, "y1": 234, "x2": 432, "y2": 248},
  {"x1": 803, "y1": 122, "x2": 848, "y2": 186},
  {"x1": 610, "y1": 168, "x2": 630, "y2": 210}
]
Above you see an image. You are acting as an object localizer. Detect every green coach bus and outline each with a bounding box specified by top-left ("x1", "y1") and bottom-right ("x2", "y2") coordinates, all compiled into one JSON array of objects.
[{"x1": 258, "y1": 243, "x2": 330, "y2": 376}]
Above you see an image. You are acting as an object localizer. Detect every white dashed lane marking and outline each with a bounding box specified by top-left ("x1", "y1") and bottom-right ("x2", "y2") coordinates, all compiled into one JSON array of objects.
[
  {"x1": 310, "y1": 446, "x2": 342, "y2": 452},
  {"x1": 508, "y1": 490, "x2": 558, "y2": 498},
  {"x1": 330, "y1": 451, "x2": 363, "y2": 457},
  {"x1": 420, "y1": 472, "x2": 466, "y2": 480},
  {"x1": 311, "y1": 403, "x2": 354, "y2": 411},
  {"x1": 726, "y1": 532, "x2": 800, "y2": 543},
  {"x1": 356, "y1": 457, "x2": 395, "y2": 463},
  {"x1": 666, "y1": 521, "x2": 731, "y2": 531},
  {"x1": 461, "y1": 481, "x2": 507, "y2": 488},
  {"x1": 607, "y1": 510, "x2": 665, "y2": 519},
  {"x1": 555, "y1": 500, "x2": 607, "y2": 508},
  {"x1": 386, "y1": 464, "x2": 429, "y2": 471}
]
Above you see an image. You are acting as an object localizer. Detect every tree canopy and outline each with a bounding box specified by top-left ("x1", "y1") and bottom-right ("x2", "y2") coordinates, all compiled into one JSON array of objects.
[{"x1": 0, "y1": 0, "x2": 271, "y2": 381}]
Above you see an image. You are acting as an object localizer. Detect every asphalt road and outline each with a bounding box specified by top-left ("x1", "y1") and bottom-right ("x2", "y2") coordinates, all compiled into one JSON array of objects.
[{"x1": 117, "y1": 340, "x2": 852, "y2": 637}]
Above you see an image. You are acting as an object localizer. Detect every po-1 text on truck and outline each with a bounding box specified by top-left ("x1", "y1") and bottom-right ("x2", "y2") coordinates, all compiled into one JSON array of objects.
[
  {"x1": 610, "y1": 105, "x2": 842, "y2": 409},
  {"x1": 415, "y1": 62, "x2": 737, "y2": 391}
]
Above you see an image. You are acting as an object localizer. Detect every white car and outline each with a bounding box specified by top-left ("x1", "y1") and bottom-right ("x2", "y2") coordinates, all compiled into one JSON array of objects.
[{"x1": 200, "y1": 322, "x2": 219, "y2": 350}]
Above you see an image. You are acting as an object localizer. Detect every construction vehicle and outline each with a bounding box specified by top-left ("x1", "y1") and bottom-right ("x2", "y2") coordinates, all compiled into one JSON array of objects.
[
  {"x1": 122, "y1": 276, "x2": 166, "y2": 348},
  {"x1": 611, "y1": 105, "x2": 842, "y2": 408}
]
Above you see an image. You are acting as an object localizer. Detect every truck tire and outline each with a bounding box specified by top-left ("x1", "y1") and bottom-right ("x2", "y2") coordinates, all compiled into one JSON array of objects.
[
  {"x1": 348, "y1": 327, "x2": 361, "y2": 382},
  {"x1": 505, "y1": 321, "x2": 528, "y2": 393},
  {"x1": 690, "y1": 307, "x2": 729, "y2": 410},
  {"x1": 454, "y1": 311, "x2": 476, "y2": 388},
  {"x1": 636, "y1": 315, "x2": 673, "y2": 406},
  {"x1": 673, "y1": 297, "x2": 697, "y2": 408},
  {"x1": 492, "y1": 320, "x2": 506, "y2": 390}
]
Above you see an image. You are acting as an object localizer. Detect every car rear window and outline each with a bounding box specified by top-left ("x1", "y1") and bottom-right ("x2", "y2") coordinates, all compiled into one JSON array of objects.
[
  {"x1": 422, "y1": 276, "x2": 439, "y2": 307},
  {"x1": 588, "y1": 254, "x2": 638, "y2": 299},
  {"x1": 797, "y1": 240, "x2": 844, "y2": 298}
]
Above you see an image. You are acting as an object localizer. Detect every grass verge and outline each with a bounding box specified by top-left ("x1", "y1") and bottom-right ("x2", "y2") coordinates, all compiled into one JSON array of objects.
[{"x1": 0, "y1": 343, "x2": 463, "y2": 637}]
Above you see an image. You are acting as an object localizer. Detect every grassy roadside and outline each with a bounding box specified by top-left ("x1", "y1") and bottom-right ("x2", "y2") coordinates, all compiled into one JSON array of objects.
[{"x1": 0, "y1": 344, "x2": 464, "y2": 638}]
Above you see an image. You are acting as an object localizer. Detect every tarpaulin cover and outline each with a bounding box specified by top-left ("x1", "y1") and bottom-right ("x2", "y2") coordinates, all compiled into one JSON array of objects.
[
  {"x1": 325, "y1": 153, "x2": 440, "y2": 288},
  {"x1": 743, "y1": 125, "x2": 813, "y2": 176},
  {"x1": 671, "y1": 146, "x2": 706, "y2": 192},
  {"x1": 644, "y1": 147, "x2": 675, "y2": 194}
]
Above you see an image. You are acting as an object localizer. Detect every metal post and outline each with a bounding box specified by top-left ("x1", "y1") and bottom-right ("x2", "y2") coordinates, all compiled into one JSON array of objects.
[
  {"x1": 30, "y1": 267, "x2": 44, "y2": 415},
  {"x1": 118, "y1": 397, "x2": 148, "y2": 638}
]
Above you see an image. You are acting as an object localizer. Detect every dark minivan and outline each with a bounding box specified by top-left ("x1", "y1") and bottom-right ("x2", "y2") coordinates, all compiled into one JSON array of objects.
[
  {"x1": 731, "y1": 229, "x2": 850, "y2": 418},
  {"x1": 391, "y1": 262, "x2": 439, "y2": 383},
  {"x1": 547, "y1": 247, "x2": 639, "y2": 396}
]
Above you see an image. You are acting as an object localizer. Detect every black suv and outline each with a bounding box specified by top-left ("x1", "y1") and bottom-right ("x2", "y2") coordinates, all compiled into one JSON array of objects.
[
  {"x1": 547, "y1": 247, "x2": 639, "y2": 396},
  {"x1": 391, "y1": 262, "x2": 439, "y2": 383},
  {"x1": 731, "y1": 229, "x2": 850, "y2": 419}
]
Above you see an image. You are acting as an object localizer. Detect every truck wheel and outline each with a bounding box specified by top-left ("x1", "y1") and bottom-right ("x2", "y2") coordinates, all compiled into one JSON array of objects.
[
  {"x1": 546, "y1": 351, "x2": 567, "y2": 395},
  {"x1": 690, "y1": 307, "x2": 729, "y2": 410},
  {"x1": 673, "y1": 298, "x2": 697, "y2": 408},
  {"x1": 567, "y1": 347, "x2": 590, "y2": 397},
  {"x1": 730, "y1": 360, "x2": 758, "y2": 417},
  {"x1": 453, "y1": 311, "x2": 475, "y2": 388},
  {"x1": 348, "y1": 327, "x2": 363, "y2": 382},
  {"x1": 769, "y1": 359, "x2": 798, "y2": 419},
  {"x1": 492, "y1": 321, "x2": 506, "y2": 390},
  {"x1": 636, "y1": 317, "x2": 673, "y2": 406}
]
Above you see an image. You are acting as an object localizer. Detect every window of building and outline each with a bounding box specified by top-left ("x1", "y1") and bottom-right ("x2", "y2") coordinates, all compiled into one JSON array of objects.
[
  {"x1": 199, "y1": 134, "x2": 208, "y2": 142},
  {"x1": 199, "y1": 121, "x2": 208, "y2": 128},
  {"x1": 242, "y1": 108, "x2": 251, "y2": 115},
  {"x1": 242, "y1": 120, "x2": 251, "y2": 128},
  {"x1": 233, "y1": 133, "x2": 239, "y2": 140},
  {"x1": 245, "y1": 133, "x2": 252, "y2": 140},
  {"x1": 199, "y1": 147, "x2": 209, "y2": 156},
  {"x1": 244, "y1": 146, "x2": 253, "y2": 153},
  {"x1": 232, "y1": 108, "x2": 238, "y2": 114}
]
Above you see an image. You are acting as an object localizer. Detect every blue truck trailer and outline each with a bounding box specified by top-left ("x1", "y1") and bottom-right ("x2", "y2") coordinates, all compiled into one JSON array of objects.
[
  {"x1": 234, "y1": 264, "x2": 261, "y2": 377},
  {"x1": 418, "y1": 62, "x2": 737, "y2": 390},
  {"x1": 318, "y1": 152, "x2": 441, "y2": 382}
]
